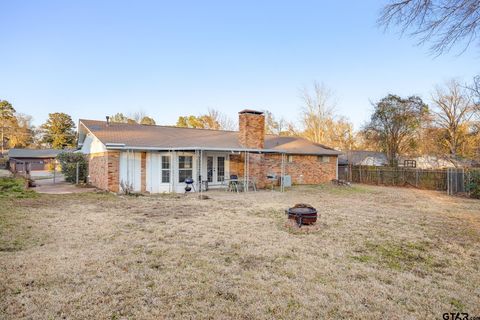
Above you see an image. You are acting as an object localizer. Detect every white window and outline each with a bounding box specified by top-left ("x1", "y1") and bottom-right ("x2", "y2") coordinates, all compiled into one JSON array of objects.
[
  {"x1": 161, "y1": 156, "x2": 170, "y2": 183},
  {"x1": 288, "y1": 155, "x2": 293, "y2": 163},
  {"x1": 178, "y1": 156, "x2": 193, "y2": 183}
]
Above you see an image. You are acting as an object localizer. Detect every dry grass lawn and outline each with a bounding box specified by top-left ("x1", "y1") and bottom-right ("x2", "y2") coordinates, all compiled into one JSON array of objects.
[{"x1": 1, "y1": 184, "x2": 479, "y2": 319}]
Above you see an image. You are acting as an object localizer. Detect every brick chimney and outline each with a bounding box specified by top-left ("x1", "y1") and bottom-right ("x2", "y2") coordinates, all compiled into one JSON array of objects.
[{"x1": 238, "y1": 109, "x2": 265, "y2": 149}]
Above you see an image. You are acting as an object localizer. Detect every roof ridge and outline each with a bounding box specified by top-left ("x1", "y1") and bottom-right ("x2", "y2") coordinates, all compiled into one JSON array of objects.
[{"x1": 79, "y1": 119, "x2": 238, "y2": 133}]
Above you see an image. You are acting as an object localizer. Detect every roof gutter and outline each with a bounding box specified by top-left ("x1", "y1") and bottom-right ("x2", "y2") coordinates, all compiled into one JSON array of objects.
[
  {"x1": 104, "y1": 144, "x2": 286, "y2": 153},
  {"x1": 104, "y1": 144, "x2": 340, "y2": 155}
]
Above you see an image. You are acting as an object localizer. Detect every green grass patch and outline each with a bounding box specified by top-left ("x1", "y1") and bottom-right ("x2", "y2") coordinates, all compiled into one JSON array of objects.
[
  {"x1": 449, "y1": 298, "x2": 465, "y2": 311},
  {"x1": 352, "y1": 241, "x2": 435, "y2": 272},
  {"x1": 0, "y1": 177, "x2": 37, "y2": 199},
  {"x1": 0, "y1": 202, "x2": 43, "y2": 252}
]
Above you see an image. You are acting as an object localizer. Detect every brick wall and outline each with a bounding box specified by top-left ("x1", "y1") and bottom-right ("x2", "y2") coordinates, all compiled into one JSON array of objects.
[
  {"x1": 88, "y1": 152, "x2": 108, "y2": 190},
  {"x1": 229, "y1": 153, "x2": 266, "y2": 188},
  {"x1": 229, "y1": 153, "x2": 337, "y2": 187},
  {"x1": 264, "y1": 154, "x2": 337, "y2": 185},
  {"x1": 238, "y1": 111, "x2": 265, "y2": 149},
  {"x1": 87, "y1": 151, "x2": 121, "y2": 192}
]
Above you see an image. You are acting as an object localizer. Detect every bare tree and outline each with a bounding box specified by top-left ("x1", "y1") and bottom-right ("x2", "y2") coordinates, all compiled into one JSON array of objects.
[
  {"x1": 431, "y1": 79, "x2": 479, "y2": 158},
  {"x1": 298, "y1": 82, "x2": 356, "y2": 150},
  {"x1": 175, "y1": 108, "x2": 236, "y2": 130},
  {"x1": 470, "y1": 75, "x2": 480, "y2": 106},
  {"x1": 263, "y1": 110, "x2": 293, "y2": 135},
  {"x1": 300, "y1": 82, "x2": 336, "y2": 144},
  {"x1": 207, "y1": 108, "x2": 236, "y2": 130},
  {"x1": 325, "y1": 116, "x2": 357, "y2": 151},
  {"x1": 379, "y1": 0, "x2": 480, "y2": 54},
  {"x1": 129, "y1": 110, "x2": 147, "y2": 123}
]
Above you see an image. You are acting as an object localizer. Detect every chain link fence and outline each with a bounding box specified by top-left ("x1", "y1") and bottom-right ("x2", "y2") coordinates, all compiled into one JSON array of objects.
[{"x1": 339, "y1": 165, "x2": 480, "y2": 198}]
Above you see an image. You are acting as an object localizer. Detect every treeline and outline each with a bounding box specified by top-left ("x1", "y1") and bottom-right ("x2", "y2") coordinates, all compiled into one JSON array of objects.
[
  {"x1": 175, "y1": 78, "x2": 480, "y2": 165},
  {"x1": 2, "y1": 76, "x2": 479, "y2": 166},
  {"x1": 0, "y1": 104, "x2": 159, "y2": 151},
  {"x1": 0, "y1": 100, "x2": 77, "y2": 151}
]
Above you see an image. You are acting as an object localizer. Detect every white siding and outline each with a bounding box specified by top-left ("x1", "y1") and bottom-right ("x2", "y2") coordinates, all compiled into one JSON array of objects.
[
  {"x1": 146, "y1": 152, "x2": 172, "y2": 193},
  {"x1": 123, "y1": 151, "x2": 230, "y2": 194},
  {"x1": 79, "y1": 133, "x2": 107, "y2": 154},
  {"x1": 119, "y1": 151, "x2": 141, "y2": 192}
]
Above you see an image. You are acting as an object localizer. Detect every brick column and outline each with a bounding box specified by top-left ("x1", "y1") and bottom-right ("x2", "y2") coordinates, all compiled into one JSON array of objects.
[{"x1": 107, "y1": 151, "x2": 120, "y2": 192}]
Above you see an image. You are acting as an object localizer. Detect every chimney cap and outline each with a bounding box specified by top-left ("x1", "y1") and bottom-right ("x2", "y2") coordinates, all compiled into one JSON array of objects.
[{"x1": 238, "y1": 109, "x2": 264, "y2": 115}]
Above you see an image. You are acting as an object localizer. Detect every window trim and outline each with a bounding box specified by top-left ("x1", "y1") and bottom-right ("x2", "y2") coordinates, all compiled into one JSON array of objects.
[
  {"x1": 178, "y1": 155, "x2": 193, "y2": 183},
  {"x1": 318, "y1": 156, "x2": 329, "y2": 163},
  {"x1": 161, "y1": 155, "x2": 170, "y2": 183}
]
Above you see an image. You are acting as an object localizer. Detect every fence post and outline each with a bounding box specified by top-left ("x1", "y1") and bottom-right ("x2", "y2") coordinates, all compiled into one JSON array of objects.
[
  {"x1": 447, "y1": 168, "x2": 451, "y2": 195},
  {"x1": 76, "y1": 162, "x2": 79, "y2": 184}
]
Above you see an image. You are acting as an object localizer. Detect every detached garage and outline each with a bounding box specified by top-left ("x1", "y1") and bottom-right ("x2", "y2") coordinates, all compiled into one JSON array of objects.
[{"x1": 8, "y1": 149, "x2": 62, "y2": 172}]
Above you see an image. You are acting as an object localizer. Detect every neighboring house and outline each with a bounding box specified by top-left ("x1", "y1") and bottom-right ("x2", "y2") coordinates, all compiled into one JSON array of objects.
[
  {"x1": 78, "y1": 109, "x2": 341, "y2": 193},
  {"x1": 8, "y1": 148, "x2": 62, "y2": 172},
  {"x1": 398, "y1": 155, "x2": 454, "y2": 169},
  {"x1": 398, "y1": 155, "x2": 480, "y2": 169},
  {"x1": 339, "y1": 151, "x2": 474, "y2": 170},
  {"x1": 339, "y1": 151, "x2": 388, "y2": 167}
]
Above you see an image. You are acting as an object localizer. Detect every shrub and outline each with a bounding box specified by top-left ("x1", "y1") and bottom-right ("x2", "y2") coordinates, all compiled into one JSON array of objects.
[
  {"x1": 0, "y1": 177, "x2": 36, "y2": 198},
  {"x1": 57, "y1": 151, "x2": 88, "y2": 183},
  {"x1": 46, "y1": 161, "x2": 57, "y2": 172},
  {"x1": 120, "y1": 180, "x2": 134, "y2": 195},
  {"x1": 467, "y1": 171, "x2": 480, "y2": 199}
]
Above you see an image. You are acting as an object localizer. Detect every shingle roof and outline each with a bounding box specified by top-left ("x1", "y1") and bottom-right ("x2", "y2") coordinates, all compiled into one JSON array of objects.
[
  {"x1": 79, "y1": 119, "x2": 341, "y2": 155},
  {"x1": 339, "y1": 150, "x2": 388, "y2": 165},
  {"x1": 8, "y1": 148, "x2": 63, "y2": 158}
]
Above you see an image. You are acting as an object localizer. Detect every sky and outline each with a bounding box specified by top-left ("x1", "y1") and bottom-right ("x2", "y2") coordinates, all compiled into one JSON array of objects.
[{"x1": 1, "y1": 0, "x2": 478, "y2": 130}]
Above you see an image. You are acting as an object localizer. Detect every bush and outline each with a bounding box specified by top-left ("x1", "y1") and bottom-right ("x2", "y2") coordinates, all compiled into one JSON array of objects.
[
  {"x1": 467, "y1": 171, "x2": 480, "y2": 199},
  {"x1": 57, "y1": 152, "x2": 88, "y2": 183},
  {"x1": 46, "y1": 161, "x2": 57, "y2": 172},
  {"x1": 0, "y1": 177, "x2": 36, "y2": 198}
]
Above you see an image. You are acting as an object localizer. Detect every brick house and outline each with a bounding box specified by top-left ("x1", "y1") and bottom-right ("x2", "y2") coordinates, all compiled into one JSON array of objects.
[{"x1": 78, "y1": 110, "x2": 341, "y2": 193}]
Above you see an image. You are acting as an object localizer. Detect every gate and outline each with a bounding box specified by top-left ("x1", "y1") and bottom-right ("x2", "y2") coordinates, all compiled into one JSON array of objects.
[{"x1": 447, "y1": 168, "x2": 465, "y2": 195}]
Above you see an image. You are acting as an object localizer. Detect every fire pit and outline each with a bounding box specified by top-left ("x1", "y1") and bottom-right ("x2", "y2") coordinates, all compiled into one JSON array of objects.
[{"x1": 285, "y1": 204, "x2": 318, "y2": 227}]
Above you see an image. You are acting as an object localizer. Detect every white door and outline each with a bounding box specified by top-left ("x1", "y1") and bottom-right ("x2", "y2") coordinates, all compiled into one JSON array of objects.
[
  {"x1": 146, "y1": 153, "x2": 171, "y2": 193},
  {"x1": 119, "y1": 151, "x2": 141, "y2": 192},
  {"x1": 207, "y1": 155, "x2": 226, "y2": 185}
]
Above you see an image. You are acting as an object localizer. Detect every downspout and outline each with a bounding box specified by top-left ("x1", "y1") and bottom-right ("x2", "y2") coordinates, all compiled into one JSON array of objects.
[
  {"x1": 281, "y1": 153, "x2": 285, "y2": 192},
  {"x1": 171, "y1": 150, "x2": 175, "y2": 193},
  {"x1": 336, "y1": 156, "x2": 339, "y2": 180}
]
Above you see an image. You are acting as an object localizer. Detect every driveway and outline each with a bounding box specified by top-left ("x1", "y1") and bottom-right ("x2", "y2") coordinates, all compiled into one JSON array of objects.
[
  {"x1": 0, "y1": 169, "x2": 11, "y2": 177},
  {"x1": 33, "y1": 176, "x2": 95, "y2": 194}
]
